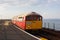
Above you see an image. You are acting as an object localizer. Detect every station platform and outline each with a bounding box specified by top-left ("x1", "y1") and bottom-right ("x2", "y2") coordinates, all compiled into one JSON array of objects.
[{"x1": 0, "y1": 20, "x2": 47, "y2": 40}]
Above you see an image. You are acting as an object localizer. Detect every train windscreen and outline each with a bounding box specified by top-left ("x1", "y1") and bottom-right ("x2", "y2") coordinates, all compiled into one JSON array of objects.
[{"x1": 26, "y1": 15, "x2": 42, "y2": 21}]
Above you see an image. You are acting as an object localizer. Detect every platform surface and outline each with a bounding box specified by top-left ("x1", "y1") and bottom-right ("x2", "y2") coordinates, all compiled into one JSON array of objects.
[{"x1": 0, "y1": 21, "x2": 39, "y2": 40}]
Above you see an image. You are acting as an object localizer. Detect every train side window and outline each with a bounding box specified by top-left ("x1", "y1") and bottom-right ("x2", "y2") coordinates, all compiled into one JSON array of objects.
[
  {"x1": 18, "y1": 17, "x2": 23, "y2": 21},
  {"x1": 18, "y1": 17, "x2": 23, "y2": 19}
]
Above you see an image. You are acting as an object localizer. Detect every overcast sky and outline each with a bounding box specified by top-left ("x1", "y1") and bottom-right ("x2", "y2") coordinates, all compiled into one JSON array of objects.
[{"x1": 0, "y1": 0, "x2": 60, "y2": 19}]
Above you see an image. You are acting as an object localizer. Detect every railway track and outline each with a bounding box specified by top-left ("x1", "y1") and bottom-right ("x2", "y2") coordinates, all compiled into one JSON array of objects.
[
  {"x1": 38, "y1": 30, "x2": 60, "y2": 40},
  {"x1": 26, "y1": 29, "x2": 60, "y2": 40}
]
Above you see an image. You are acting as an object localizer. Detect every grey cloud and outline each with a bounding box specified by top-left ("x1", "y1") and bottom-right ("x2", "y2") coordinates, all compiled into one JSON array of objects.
[{"x1": 0, "y1": 0, "x2": 40, "y2": 6}]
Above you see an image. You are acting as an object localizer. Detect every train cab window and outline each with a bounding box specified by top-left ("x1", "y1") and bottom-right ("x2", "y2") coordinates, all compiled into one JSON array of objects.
[
  {"x1": 18, "y1": 17, "x2": 23, "y2": 21},
  {"x1": 26, "y1": 15, "x2": 42, "y2": 21},
  {"x1": 26, "y1": 16, "x2": 32, "y2": 21},
  {"x1": 33, "y1": 16, "x2": 40, "y2": 21}
]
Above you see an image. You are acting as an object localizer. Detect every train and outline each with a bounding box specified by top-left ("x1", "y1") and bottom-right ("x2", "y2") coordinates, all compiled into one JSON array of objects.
[{"x1": 12, "y1": 12, "x2": 42, "y2": 31}]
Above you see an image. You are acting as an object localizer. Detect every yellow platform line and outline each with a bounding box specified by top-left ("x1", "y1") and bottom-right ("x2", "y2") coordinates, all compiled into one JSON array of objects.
[{"x1": 39, "y1": 37, "x2": 48, "y2": 40}]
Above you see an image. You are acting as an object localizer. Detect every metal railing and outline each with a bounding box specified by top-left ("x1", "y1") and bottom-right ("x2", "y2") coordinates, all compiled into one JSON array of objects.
[{"x1": 43, "y1": 22, "x2": 60, "y2": 31}]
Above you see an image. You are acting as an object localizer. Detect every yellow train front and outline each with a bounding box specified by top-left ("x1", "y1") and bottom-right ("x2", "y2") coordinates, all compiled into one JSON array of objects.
[
  {"x1": 12, "y1": 12, "x2": 42, "y2": 31},
  {"x1": 25, "y1": 12, "x2": 42, "y2": 31}
]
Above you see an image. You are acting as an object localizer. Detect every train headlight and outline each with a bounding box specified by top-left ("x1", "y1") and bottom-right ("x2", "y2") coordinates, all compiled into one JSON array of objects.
[{"x1": 27, "y1": 26, "x2": 31, "y2": 29}]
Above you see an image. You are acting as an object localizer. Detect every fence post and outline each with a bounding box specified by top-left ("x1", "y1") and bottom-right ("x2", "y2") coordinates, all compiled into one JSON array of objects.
[
  {"x1": 44, "y1": 22, "x2": 46, "y2": 28},
  {"x1": 48, "y1": 23, "x2": 49, "y2": 29},
  {"x1": 53, "y1": 23, "x2": 55, "y2": 30}
]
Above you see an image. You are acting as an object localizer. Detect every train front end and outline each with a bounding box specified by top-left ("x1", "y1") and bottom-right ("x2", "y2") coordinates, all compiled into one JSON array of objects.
[{"x1": 25, "y1": 12, "x2": 42, "y2": 30}]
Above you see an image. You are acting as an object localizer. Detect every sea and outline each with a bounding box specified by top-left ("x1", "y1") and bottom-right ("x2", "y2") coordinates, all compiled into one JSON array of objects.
[{"x1": 43, "y1": 19, "x2": 60, "y2": 31}]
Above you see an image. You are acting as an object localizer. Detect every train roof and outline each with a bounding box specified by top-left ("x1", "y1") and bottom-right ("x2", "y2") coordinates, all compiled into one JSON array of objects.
[{"x1": 17, "y1": 12, "x2": 42, "y2": 17}]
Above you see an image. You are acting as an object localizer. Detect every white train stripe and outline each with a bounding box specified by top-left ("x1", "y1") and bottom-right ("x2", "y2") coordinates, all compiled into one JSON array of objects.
[{"x1": 13, "y1": 25, "x2": 41, "y2": 40}]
